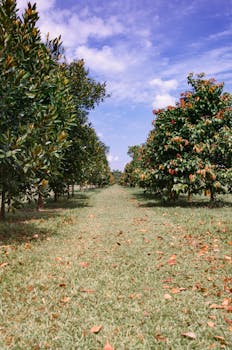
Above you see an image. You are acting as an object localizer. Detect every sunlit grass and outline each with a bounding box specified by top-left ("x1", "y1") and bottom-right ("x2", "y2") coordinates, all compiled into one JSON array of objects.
[{"x1": 0, "y1": 185, "x2": 231, "y2": 349}]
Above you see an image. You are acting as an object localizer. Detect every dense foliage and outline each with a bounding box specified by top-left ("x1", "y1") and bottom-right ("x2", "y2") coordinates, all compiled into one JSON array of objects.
[
  {"x1": 0, "y1": 0, "x2": 110, "y2": 218},
  {"x1": 121, "y1": 73, "x2": 232, "y2": 201}
]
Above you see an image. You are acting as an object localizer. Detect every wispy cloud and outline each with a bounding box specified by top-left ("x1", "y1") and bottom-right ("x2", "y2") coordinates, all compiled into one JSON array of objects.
[
  {"x1": 107, "y1": 154, "x2": 119, "y2": 162},
  {"x1": 17, "y1": 0, "x2": 55, "y2": 13},
  {"x1": 75, "y1": 45, "x2": 129, "y2": 74}
]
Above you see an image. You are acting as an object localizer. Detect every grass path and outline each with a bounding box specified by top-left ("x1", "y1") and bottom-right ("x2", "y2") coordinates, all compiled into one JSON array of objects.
[{"x1": 0, "y1": 185, "x2": 232, "y2": 349}]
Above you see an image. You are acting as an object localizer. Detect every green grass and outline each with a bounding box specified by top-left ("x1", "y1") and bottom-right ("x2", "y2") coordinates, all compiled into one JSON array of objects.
[{"x1": 0, "y1": 185, "x2": 231, "y2": 349}]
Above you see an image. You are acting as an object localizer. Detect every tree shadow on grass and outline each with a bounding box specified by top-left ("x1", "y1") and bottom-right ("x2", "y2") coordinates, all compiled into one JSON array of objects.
[
  {"x1": 0, "y1": 192, "x2": 91, "y2": 246},
  {"x1": 133, "y1": 192, "x2": 232, "y2": 209}
]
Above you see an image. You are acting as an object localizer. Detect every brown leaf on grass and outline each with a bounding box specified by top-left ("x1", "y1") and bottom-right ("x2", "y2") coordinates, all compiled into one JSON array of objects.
[
  {"x1": 171, "y1": 287, "x2": 187, "y2": 294},
  {"x1": 55, "y1": 257, "x2": 63, "y2": 261},
  {"x1": 59, "y1": 283, "x2": 66, "y2": 287},
  {"x1": 60, "y1": 297, "x2": 70, "y2": 303},
  {"x1": 163, "y1": 277, "x2": 172, "y2": 283},
  {"x1": 209, "y1": 304, "x2": 224, "y2": 310},
  {"x1": 130, "y1": 293, "x2": 142, "y2": 299},
  {"x1": 27, "y1": 285, "x2": 34, "y2": 292},
  {"x1": 157, "y1": 251, "x2": 164, "y2": 255},
  {"x1": 167, "y1": 254, "x2": 177, "y2": 265},
  {"x1": 155, "y1": 334, "x2": 167, "y2": 342},
  {"x1": 222, "y1": 298, "x2": 231, "y2": 306},
  {"x1": 210, "y1": 300, "x2": 232, "y2": 312},
  {"x1": 207, "y1": 321, "x2": 215, "y2": 328},
  {"x1": 79, "y1": 261, "x2": 90, "y2": 268},
  {"x1": 0, "y1": 262, "x2": 8, "y2": 268},
  {"x1": 198, "y1": 245, "x2": 208, "y2": 256},
  {"x1": 214, "y1": 335, "x2": 225, "y2": 344},
  {"x1": 104, "y1": 342, "x2": 114, "y2": 350},
  {"x1": 164, "y1": 293, "x2": 172, "y2": 300},
  {"x1": 224, "y1": 255, "x2": 231, "y2": 262},
  {"x1": 90, "y1": 325, "x2": 102, "y2": 334},
  {"x1": 79, "y1": 288, "x2": 95, "y2": 294},
  {"x1": 25, "y1": 243, "x2": 32, "y2": 249},
  {"x1": 181, "y1": 332, "x2": 196, "y2": 339},
  {"x1": 224, "y1": 316, "x2": 232, "y2": 325}
]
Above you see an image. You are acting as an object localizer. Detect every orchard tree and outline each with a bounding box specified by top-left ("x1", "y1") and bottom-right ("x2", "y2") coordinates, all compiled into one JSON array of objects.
[
  {"x1": 49, "y1": 60, "x2": 108, "y2": 198},
  {"x1": 120, "y1": 145, "x2": 143, "y2": 186},
  {"x1": 0, "y1": 0, "x2": 74, "y2": 217},
  {"x1": 124, "y1": 73, "x2": 232, "y2": 201}
]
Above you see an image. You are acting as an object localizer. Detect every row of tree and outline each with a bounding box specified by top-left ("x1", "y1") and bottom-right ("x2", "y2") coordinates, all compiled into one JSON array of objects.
[
  {"x1": 121, "y1": 73, "x2": 232, "y2": 201},
  {"x1": 0, "y1": 0, "x2": 111, "y2": 219}
]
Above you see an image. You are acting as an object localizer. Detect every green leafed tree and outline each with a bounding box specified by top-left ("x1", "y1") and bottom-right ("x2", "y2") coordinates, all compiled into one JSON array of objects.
[
  {"x1": 48, "y1": 59, "x2": 108, "y2": 199},
  {"x1": 123, "y1": 73, "x2": 232, "y2": 201},
  {"x1": 0, "y1": 0, "x2": 75, "y2": 217}
]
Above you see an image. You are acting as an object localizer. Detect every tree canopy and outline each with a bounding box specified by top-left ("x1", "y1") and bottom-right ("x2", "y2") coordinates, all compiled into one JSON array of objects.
[
  {"x1": 121, "y1": 73, "x2": 232, "y2": 201},
  {"x1": 0, "y1": 0, "x2": 111, "y2": 218}
]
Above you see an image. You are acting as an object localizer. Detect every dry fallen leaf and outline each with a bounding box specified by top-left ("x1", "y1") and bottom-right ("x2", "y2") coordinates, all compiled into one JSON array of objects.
[
  {"x1": 181, "y1": 332, "x2": 196, "y2": 339},
  {"x1": 55, "y1": 257, "x2": 63, "y2": 261},
  {"x1": 155, "y1": 334, "x2": 167, "y2": 342},
  {"x1": 129, "y1": 293, "x2": 142, "y2": 299},
  {"x1": 224, "y1": 316, "x2": 232, "y2": 325},
  {"x1": 79, "y1": 262, "x2": 90, "y2": 268},
  {"x1": 90, "y1": 325, "x2": 102, "y2": 334},
  {"x1": 209, "y1": 304, "x2": 224, "y2": 310},
  {"x1": 207, "y1": 321, "x2": 215, "y2": 328},
  {"x1": 164, "y1": 293, "x2": 172, "y2": 300},
  {"x1": 222, "y1": 298, "x2": 231, "y2": 306},
  {"x1": 60, "y1": 297, "x2": 70, "y2": 304},
  {"x1": 104, "y1": 342, "x2": 114, "y2": 350},
  {"x1": 0, "y1": 262, "x2": 8, "y2": 268},
  {"x1": 167, "y1": 254, "x2": 177, "y2": 265},
  {"x1": 59, "y1": 283, "x2": 66, "y2": 287},
  {"x1": 79, "y1": 288, "x2": 95, "y2": 294},
  {"x1": 214, "y1": 335, "x2": 225, "y2": 344}
]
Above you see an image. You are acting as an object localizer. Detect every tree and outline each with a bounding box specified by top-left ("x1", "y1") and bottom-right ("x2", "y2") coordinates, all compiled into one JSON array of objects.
[
  {"x1": 111, "y1": 170, "x2": 122, "y2": 184},
  {"x1": 123, "y1": 73, "x2": 232, "y2": 201},
  {"x1": 120, "y1": 145, "x2": 143, "y2": 187},
  {"x1": 48, "y1": 59, "x2": 108, "y2": 198}
]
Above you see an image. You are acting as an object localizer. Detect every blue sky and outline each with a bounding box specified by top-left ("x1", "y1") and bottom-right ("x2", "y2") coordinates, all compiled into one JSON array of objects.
[{"x1": 17, "y1": 0, "x2": 232, "y2": 170}]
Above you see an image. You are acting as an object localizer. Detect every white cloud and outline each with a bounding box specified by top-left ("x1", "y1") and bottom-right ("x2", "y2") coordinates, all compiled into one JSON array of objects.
[
  {"x1": 208, "y1": 29, "x2": 232, "y2": 41},
  {"x1": 152, "y1": 94, "x2": 176, "y2": 109},
  {"x1": 162, "y1": 46, "x2": 232, "y2": 89},
  {"x1": 17, "y1": 0, "x2": 55, "y2": 13},
  {"x1": 149, "y1": 78, "x2": 178, "y2": 91},
  {"x1": 75, "y1": 45, "x2": 128, "y2": 74},
  {"x1": 107, "y1": 154, "x2": 119, "y2": 162},
  {"x1": 17, "y1": 0, "x2": 124, "y2": 47}
]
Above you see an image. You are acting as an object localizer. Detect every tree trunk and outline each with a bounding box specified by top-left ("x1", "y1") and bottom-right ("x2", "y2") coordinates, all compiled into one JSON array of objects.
[
  {"x1": 37, "y1": 192, "x2": 43, "y2": 211},
  {"x1": 54, "y1": 191, "x2": 58, "y2": 202},
  {"x1": 210, "y1": 189, "x2": 215, "y2": 202},
  {"x1": 71, "y1": 183, "x2": 75, "y2": 197},
  {"x1": 0, "y1": 189, "x2": 6, "y2": 220},
  {"x1": 188, "y1": 188, "x2": 192, "y2": 202}
]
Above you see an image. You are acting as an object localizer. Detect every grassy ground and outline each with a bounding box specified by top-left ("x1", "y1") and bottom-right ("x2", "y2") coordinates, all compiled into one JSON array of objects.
[{"x1": 0, "y1": 185, "x2": 231, "y2": 350}]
